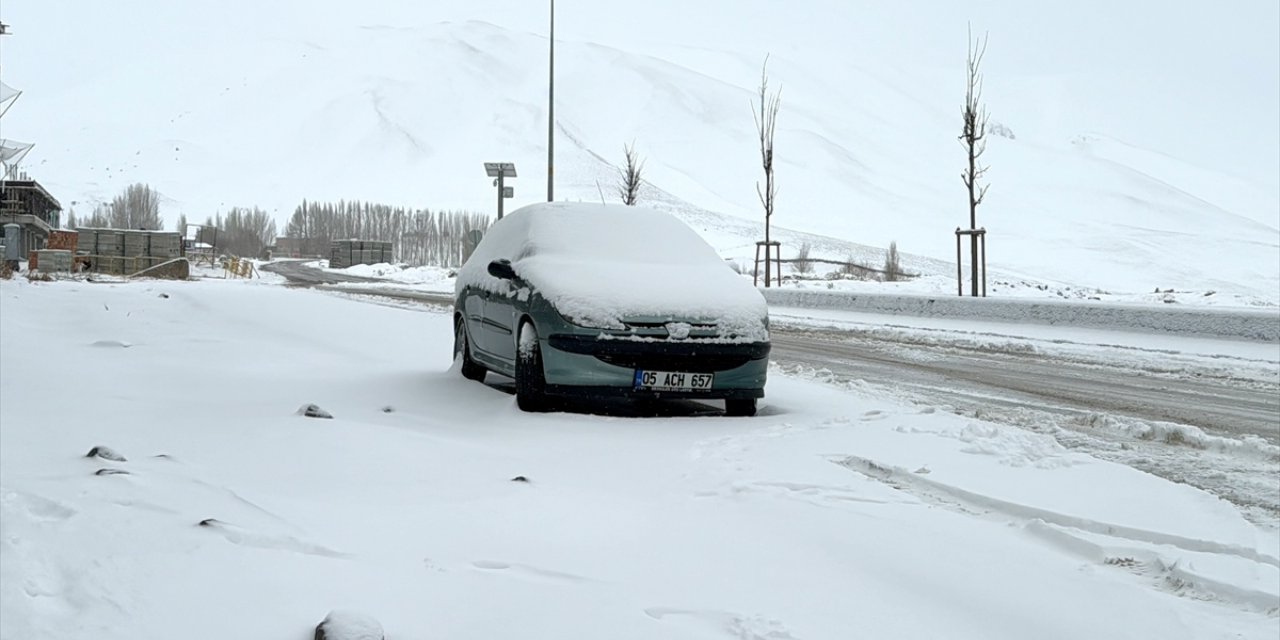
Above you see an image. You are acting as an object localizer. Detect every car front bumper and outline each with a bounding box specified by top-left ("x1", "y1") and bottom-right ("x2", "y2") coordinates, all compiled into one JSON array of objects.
[{"x1": 541, "y1": 334, "x2": 770, "y2": 399}]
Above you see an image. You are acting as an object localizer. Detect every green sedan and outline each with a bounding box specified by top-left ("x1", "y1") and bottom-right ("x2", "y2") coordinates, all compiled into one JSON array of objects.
[{"x1": 453, "y1": 202, "x2": 770, "y2": 416}]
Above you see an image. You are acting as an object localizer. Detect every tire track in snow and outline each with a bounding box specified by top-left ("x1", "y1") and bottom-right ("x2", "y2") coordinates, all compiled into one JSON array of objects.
[
  {"x1": 838, "y1": 455, "x2": 1280, "y2": 613},
  {"x1": 840, "y1": 455, "x2": 1279, "y2": 568}
]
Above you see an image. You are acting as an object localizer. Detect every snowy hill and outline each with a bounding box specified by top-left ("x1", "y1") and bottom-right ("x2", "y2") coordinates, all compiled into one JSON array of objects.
[{"x1": 2, "y1": 1, "x2": 1277, "y2": 299}]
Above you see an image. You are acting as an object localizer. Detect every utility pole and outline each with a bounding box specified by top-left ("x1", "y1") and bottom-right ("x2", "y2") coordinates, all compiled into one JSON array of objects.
[{"x1": 547, "y1": 0, "x2": 555, "y2": 202}]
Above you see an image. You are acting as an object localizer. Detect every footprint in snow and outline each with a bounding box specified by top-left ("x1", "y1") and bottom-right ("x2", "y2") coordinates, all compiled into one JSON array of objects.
[
  {"x1": 89, "y1": 340, "x2": 133, "y2": 348},
  {"x1": 644, "y1": 608, "x2": 798, "y2": 640},
  {"x1": 471, "y1": 560, "x2": 590, "y2": 584},
  {"x1": 3, "y1": 491, "x2": 77, "y2": 523}
]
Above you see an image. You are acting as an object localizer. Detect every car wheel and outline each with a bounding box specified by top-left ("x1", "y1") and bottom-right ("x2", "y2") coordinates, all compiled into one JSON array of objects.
[
  {"x1": 454, "y1": 317, "x2": 486, "y2": 382},
  {"x1": 515, "y1": 321, "x2": 551, "y2": 412},
  {"x1": 724, "y1": 398, "x2": 757, "y2": 417}
]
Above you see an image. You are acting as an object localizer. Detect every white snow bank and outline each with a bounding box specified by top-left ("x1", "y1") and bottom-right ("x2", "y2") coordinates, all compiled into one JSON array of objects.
[
  {"x1": 458, "y1": 202, "x2": 768, "y2": 339},
  {"x1": 762, "y1": 287, "x2": 1280, "y2": 342},
  {"x1": 333, "y1": 263, "x2": 454, "y2": 285}
]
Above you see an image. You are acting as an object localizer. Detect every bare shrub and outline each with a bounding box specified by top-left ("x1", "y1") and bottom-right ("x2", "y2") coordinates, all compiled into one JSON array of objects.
[{"x1": 838, "y1": 255, "x2": 873, "y2": 280}]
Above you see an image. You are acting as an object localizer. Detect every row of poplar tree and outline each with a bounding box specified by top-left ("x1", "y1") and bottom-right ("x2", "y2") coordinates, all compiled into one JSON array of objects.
[{"x1": 64, "y1": 184, "x2": 489, "y2": 267}]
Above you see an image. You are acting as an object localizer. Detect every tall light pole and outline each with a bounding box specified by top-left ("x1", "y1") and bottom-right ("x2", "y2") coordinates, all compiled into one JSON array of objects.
[{"x1": 547, "y1": 0, "x2": 554, "y2": 202}]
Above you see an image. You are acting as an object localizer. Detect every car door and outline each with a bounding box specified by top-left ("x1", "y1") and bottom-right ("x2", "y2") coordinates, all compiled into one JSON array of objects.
[
  {"x1": 461, "y1": 286, "x2": 490, "y2": 355},
  {"x1": 482, "y1": 280, "x2": 519, "y2": 364}
]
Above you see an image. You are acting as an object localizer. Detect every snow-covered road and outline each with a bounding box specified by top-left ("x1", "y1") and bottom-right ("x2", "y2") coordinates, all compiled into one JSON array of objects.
[
  {"x1": 2, "y1": 277, "x2": 1277, "y2": 638},
  {"x1": 766, "y1": 309, "x2": 1280, "y2": 527}
]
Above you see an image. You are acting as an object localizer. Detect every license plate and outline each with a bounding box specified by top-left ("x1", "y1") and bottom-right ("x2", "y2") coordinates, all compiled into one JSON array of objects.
[{"x1": 634, "y1": 370, "x2": 714, "y2": 392}]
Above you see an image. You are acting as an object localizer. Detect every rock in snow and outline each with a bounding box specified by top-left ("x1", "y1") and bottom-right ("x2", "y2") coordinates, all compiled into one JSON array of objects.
[
  {"x1": 297, "y1": 404, "x2": 334, "y2": 419},
  {"x1": 315, "y1": 610, "x2": 385, "y2": 640},
  {"x1": 85, "y1": 445, "x2": 127, "y2": 462}
]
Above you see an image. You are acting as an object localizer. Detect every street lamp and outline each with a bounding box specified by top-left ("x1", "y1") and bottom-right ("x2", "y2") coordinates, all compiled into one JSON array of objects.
[
  {"x1": 547, "y1": 0, "x2": 554, "y2": 202},
  {"x1": 484, "y1": 162, "x2": 517, "y2": 219}
]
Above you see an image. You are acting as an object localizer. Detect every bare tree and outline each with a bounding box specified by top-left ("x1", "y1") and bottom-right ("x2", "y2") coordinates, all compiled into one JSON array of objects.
[
  {"x1": 617, "y1": 141, "x2": 644, "y2": 206},
  {"x1": 83, "y1": 204, "x2": 111, "y2": 228},
  {"x1": 753, "y1": 56, "x2": 781, "y2": 287},
  {"x1": 283, "y1": 199, "x2": 488, "y2": 268},
  {"x1": 794, "y1": 242, "x2": 813, "y2": 275},
  {"x1": 174, "y1": 213, "x2": 188, "y2": 233},
  {"x1": 64, "y1": 207, "x2": 78, "y2": 230},
  {"x1": 883, "y1": 241, "x2": 902, "y2": 282},
  {"x1": 959, "y1": 26, "x2": 990, "y2": 297},
  {"x1": 217, "y1": 207, "x2": 278, "y2": 258},
  {"x1": 109, "y1": 183, "x2": 163, "y2": 229}
]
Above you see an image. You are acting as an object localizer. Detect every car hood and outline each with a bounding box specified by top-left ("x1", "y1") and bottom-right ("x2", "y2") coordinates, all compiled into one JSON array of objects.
[{"x1": 518, "y1": 257, "x2": 769, "y2": 343}]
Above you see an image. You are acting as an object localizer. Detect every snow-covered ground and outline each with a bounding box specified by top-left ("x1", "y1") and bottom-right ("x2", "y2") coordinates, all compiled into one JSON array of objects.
[{"x1": 3, "y1": 275, "x2": 1277, "y2": 638}]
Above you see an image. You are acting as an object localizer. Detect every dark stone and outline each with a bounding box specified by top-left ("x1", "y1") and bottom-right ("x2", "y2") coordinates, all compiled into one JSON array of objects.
[
  {"x1": 380, "y1": 406, "x2": 394, "y2": 413},
  {"x1": 159, "y1": 293, "x2": 170, "y2": 299},
  {"x1": 95, "y1": 468, "x2": 130, "y2": 476},
  {"x1": 314, "y1": 611, "x2": 385, "y2": 640},
  {"x1": 198, "y1": 518, "x2": 224, "y2": 527},
  {"x1": 510, "y1": 475, "x2": 530, "y2": 483},
  {"x1": 297, "y1": 404, "x2": 334, "y2": 419},
  {"x1": 85, "y1": 445, "x2": 127, "y2": 462}
]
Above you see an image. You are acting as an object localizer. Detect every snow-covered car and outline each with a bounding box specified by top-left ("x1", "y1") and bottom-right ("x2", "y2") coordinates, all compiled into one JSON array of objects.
[{"x1": 453, "y1": 202, "x2": 770, "y2": 416}]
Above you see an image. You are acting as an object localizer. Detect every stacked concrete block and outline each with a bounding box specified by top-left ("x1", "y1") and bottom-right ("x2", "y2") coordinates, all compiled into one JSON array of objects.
[
  {"x1": 123, "y1": 230, "x2": 150, "y2": 257},
  {"x1": 73, "y1": 229, "x2": 185, "y2": 274},
  {"x1": 148, "y1": 232, "x2": 181, "y2": 258},
  {"x1": 329, "y1": 239, "x2": 393, "y2": 269},
  {"x1": 76, "y1": 228, "x2": 125, "y2": 257},
  {"x1": 35, "y1": 249, "x2": 73, "y2": 273}
]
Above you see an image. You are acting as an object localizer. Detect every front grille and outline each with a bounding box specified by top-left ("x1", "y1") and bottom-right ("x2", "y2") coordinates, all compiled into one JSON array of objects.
[
  {"x1": 547, "y1": 335, "x2": 771, "y2": 374},
  {"x1": 594, "y1": 353, "x2": 752, "y2": 373}
]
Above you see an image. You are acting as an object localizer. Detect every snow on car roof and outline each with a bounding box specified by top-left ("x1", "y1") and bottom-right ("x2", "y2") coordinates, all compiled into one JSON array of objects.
[{"x1": 458, "y1": 202, "x2": 768, "y2": 340}]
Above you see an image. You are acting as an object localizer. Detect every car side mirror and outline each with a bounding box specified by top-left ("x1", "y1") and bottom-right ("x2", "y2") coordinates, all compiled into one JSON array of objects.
[{"x1": 487, "y1": 258, "x2": 517, "y2": 280}]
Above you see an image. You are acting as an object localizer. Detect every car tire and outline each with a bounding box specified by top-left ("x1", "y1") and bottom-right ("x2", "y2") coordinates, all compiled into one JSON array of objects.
[
  {"x1": 515, "y1": 322, "x2": 551, "y2": 412},
  {"x1": 455, "y1": 317, "x2": 486, "y2": 382},
  {"x1": 724, "y1": 398, "x2": 757, "y2": 417}
]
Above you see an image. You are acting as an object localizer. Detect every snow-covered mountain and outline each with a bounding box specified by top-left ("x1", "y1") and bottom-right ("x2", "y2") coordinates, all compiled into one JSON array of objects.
[{"x1": 3, "y1": 1, "x2": 1277, "y2": 299}]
